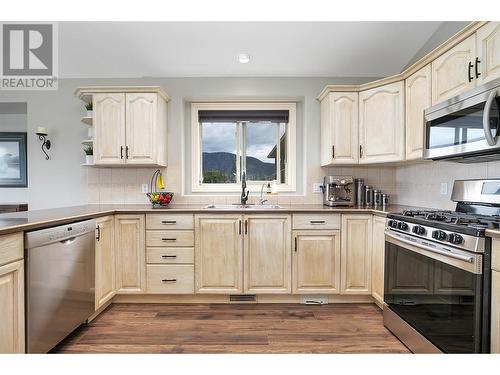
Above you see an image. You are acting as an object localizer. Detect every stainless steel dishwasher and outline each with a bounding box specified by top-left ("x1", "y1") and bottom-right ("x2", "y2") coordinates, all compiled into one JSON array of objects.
[{"x1": 25, "y1": 219, "x2": 96, "y2": 353}]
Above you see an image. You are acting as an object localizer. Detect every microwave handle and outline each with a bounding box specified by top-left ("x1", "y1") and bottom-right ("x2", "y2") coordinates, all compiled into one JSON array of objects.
[{"x1": 483, "y1": 89, "x2": 498, "y2": 146}]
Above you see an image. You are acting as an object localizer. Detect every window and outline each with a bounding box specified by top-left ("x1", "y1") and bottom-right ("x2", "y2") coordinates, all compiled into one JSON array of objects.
[{"x1": 191, "y1": 102, "x2": 296, "y2": 192}]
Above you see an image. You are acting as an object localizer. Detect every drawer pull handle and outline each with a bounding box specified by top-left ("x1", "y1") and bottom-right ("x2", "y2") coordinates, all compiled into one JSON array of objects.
[
  {"x1": 162, "y1": 238, "x2": 177, "y2": 241},
  {"x1": 161, "y1": 279, "x2": 177, "y2": 283},
  {"x1": 161, "y1": 255, "x2": 177, "y2": 258},
  {"x1": 161, "y1": 220, "x2": 177, "y2": 224},
  {"x1": 310, "y1": 220, "x2": 326, "y2": 224}
]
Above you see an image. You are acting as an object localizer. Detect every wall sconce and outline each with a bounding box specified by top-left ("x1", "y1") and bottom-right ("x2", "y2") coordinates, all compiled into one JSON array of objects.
[{"x1": 36, "y1": 127, "x2": 51, "y2": 160}]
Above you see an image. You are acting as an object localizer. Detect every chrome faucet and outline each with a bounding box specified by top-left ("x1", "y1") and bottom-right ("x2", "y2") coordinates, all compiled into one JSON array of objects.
[
  {"x1": 240, "y1": 172, "x2": 249, "y2": 205},
  {"x1": 259, "y1": 183, "x2": 270, "y2": 205}
]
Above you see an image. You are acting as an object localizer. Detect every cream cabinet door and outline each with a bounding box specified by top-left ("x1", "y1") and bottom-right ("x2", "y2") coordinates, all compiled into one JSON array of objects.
[
  {"x1": 405, "y1": 65, "x2": 432, "y2": 161},
  {"x1": 0, "y1": 260, "x2": 24, "y2": 353},
  {"x1": 125, "y1": 93, "x2": 157, "y2": 165},
  {"x1": 93, "y1": 93, "x2": 126, "y2": 165},
  {"x1": 341, "y1": 214, "x2": 372, "y2": 295},
  {"x1": 359, "y1": 82, "x2": 405, "y2": 163},
  {"x1": 476, "y1": 22, "x2": 500, "y2": 85},
  {"x1": 95, "y1": 215, "x2": 115, "y2": 309},
  {"x1": 292, "y1": 230, "x2": 340, "y2": 294},
  {"x1": 195, "y1": 215, "x2": 243, "y2": 294},
  {"x1": 432, "y1": 35, "x2": 476, "y2": 105},
  {"x1": 243, "y1": 215, "x2": 291, "y2": 294},
  {"x1": 492, "y1": 270, "x2": 500, "y2": 353},
  {"x1": 115, "y1": 214, "x2": 145, "y2": 294},
  {"x1": 371, "y1": 216, "x2": 386, "y2": 306},
  {"x1": 320, "y1": 92, "x2": 359, "y2": 165}
]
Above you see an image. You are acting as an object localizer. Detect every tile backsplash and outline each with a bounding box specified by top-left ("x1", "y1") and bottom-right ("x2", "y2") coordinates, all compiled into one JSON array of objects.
[
  {"x1": 86, "y1": 164, "x2": 397, "y2": 206},
  {"x1": 394, "y1": 160, "x2": 500, "y2": 210}
]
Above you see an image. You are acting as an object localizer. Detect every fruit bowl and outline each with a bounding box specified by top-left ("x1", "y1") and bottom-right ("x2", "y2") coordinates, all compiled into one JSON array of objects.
[{"x1": 147, "y1": 192, "x2": 174, "y2": 208}]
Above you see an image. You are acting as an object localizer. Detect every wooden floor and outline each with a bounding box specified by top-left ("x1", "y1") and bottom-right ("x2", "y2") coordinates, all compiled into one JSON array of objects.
[{"x1": 52, "y1": 303, "x2": 410, "y2": 354}]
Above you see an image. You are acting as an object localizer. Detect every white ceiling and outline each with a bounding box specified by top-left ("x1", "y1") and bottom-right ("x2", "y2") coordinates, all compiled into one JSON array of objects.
[{"x1": 59, "y1": 22, "x2": 450, "y2": 78}]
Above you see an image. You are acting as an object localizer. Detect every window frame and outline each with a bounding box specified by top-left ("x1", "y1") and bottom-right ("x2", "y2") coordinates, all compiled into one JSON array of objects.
[{"x1": 191, "y1": 102, "x2": 297, "y2": 193}]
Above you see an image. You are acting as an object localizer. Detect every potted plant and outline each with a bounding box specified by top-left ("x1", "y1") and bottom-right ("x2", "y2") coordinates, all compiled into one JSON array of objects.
[
  {"x1": 83, "y1": 144, "x2": 93, "y2": 165},
  {"x1": 85, "y1": 102, "x2": 93, "y2": 117}
]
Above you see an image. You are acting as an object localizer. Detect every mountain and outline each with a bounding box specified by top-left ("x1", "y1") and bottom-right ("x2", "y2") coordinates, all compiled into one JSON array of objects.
[{"x1": 202, "y1": 152, "x2": 275, "y2": 181}]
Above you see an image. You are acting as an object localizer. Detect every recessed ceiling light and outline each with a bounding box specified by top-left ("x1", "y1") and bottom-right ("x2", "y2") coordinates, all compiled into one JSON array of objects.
[{"x1": 238, "y1": 53, "x2": 250, "y2": 64}]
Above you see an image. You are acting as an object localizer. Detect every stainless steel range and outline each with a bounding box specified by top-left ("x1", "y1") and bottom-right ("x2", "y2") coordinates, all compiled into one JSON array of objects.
[{"x1": 383, "y1": 179, "x2": 498, "y2": 353}]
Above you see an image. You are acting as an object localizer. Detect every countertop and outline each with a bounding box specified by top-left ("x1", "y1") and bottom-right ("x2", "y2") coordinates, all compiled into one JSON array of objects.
[{"x1": 0, "y1": 203, "x2": 417, "y2": 236}]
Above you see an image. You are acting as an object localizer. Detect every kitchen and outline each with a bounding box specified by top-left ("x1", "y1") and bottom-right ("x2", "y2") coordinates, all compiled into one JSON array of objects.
[{"x1": 1, "y1": 3, "x2": 500, "y2": 373}]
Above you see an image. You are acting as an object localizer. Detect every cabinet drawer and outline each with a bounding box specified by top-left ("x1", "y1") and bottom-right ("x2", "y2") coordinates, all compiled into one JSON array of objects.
[
  {"x1": 146, "y1": 264, "x2": 194, "y2": 294},
  {"x1": 146, "y1": 214, "x2": 194, "y2": 230},
  {"x1": 146, "y1": 230, "x2": 194, "y2": 247},
  {"x1": 493, "y1": 239, "x2": 500, "y2": 271},
  {"x1": 147, "y1": 247, "x2": 194, "y2": 264},
  {"x1": 0, "y1": 232, "x2": 23, "y2": 267},
  {"x1": 293, "y1": 214, "x2": 340, "y2": 230}
]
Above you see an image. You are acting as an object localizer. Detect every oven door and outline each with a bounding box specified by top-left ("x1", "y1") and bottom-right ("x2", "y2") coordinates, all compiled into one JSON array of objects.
[
  {"x1": 384, "y1": 230, "x2": 487, "y2": 353},
  {"x1": 424, "y1": 86, "x2": 500, "y2": 160}
]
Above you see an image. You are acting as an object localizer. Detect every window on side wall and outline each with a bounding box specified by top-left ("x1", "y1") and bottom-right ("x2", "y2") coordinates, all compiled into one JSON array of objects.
[{"x1": 191, "y1": 102, "x2": 296, "y2": 193}]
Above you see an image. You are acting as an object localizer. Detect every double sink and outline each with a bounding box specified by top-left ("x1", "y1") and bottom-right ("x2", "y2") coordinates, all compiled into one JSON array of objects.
[{"x1": 204, "y1": 204, "x2": 282, "y2": 210}]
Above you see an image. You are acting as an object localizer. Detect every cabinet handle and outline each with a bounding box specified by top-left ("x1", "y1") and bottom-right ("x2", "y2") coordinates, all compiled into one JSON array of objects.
[
  {"x1": 468, "y1": 61, "x2": 474, "y2": 82},
  {"x1": 294, "y1": 237, "x2": 297, "y2": 252},
  {"x1": 475, "y1": 57, "x2": 481, "y2": 79},
  {"x1": 161, "y1": 220, "x2": 177, "y2": 225},
  {"x1": 96, "y1": 225, "x2": 101, "y2": 241},
  {"x1": 245, "y1": 219, "x2": 248, "y2": 235},
  {"x1": 125, "y1": 146, "x2": 129, "y2": 159},
  {"x1": 238, "y1": 219, "x2": 242, "y2": 235},
  {"x1": 161, "y1": 279, "x2": 177, "y2": 283},
  {"x1": 120, "y1": 146, "x2": 124, "y2": 159},
  {"x1": 332, "y1": 145, "x2": 335, "y2": 159},
  {"x1": 161, "y1": 255, "x2": 177, "y2": 259},
  {"x1": 359, "y1": 145, "x2": 363, "y2": 158},
  {"x1": 310, "y1": 220, "x2": 326, "y2": 225},
  {"x1": 161, "y1": 238, "x2": 177, "y2": 242}
]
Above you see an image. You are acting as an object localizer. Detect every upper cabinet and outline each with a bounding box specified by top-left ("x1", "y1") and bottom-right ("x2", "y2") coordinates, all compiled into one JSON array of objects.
[
  {"x1": 320, "y1": 92, "x2": 359, "y2": 165},
  {"x1": 476, "y1": 22, "x2": 500, "y2": 85},
  {"x1": 75, "y1": 87, "x2": 169, "y2": 167},
  {"x1": 359, "y1": 81, "x2": 405, "y2": 164},
  {"x1": 405, "y1": 65, "x2": 432, "y2": 160},
  {"x1": 431, "y1": 34, "x2": 477, "y2": 105}
]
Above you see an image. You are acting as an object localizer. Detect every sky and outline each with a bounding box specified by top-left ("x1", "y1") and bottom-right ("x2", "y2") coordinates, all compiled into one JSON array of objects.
[{"x1": 201, "y1": 121, "x2": 280, "y2": 162}]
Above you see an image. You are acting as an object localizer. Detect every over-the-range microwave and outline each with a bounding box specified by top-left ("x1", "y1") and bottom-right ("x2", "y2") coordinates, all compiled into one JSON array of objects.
[{"x1": 424, "y1": 77, "x2": 500, "y2": 163}]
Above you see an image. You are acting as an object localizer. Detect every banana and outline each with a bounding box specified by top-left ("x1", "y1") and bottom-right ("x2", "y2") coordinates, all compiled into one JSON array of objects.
[{"x1": 156, "y1": 173, "x2": 165, "y2": 190}]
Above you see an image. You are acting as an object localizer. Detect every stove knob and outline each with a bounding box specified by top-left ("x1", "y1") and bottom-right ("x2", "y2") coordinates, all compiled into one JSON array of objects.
[
  {"x1": 388, "y1": 220, "x2": 398, "y2": 228},
  {"x1": 449, "y1": 233, "x2": 463, "y2": 245},
  {"x1": 397, "y1": 222, "x2": 408, "y2": 231},
  {"x1": 432, "y1": 230, "x2": 448, "y2": 241},
  {"x1": 412, "y1": 225, "x2": 426, "y2": 235}
]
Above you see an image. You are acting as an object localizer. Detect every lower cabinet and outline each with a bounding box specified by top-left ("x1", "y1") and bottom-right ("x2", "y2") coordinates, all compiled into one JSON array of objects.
[
  {"x1": 115, "y1": 214, "x2": 146, "y2": 294},
  {"x1": 292, "y1": 230, "x2": 341, "y2": 294},
  {"x1": 371, "y1": 215, "x2": 386, "y2": 306},
  {"x1": 341, "y1": 214, "x2": 373, "y2": 295},
  {"x1": 0, "y1": 260, "x2": 24, "y2": 353},
  {"x1": 244, "y1": 215, "x2": 291, "y2": 294},
  {"x1": 195, "y1": 214, "x2": 243, "y2": 294},
  {"x1": 95, "y1": 215, "x2": 116, "y2": 309},
  {"x1": 194, "y1": 214, "x2": 292, "y2": 294}
]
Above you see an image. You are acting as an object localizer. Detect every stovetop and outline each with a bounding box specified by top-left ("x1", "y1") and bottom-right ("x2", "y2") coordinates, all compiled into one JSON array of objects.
[{"x1": 387, "y1": 209, "x2": 500, "y2": 237}]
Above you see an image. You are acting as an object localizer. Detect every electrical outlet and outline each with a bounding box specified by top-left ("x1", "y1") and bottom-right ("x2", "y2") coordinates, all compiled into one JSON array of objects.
[
  {"x1": 313, "y1": 183, "x2": 323, "y2": 193},
  {"x1": 141, "y1": 184, "x2": 149, "y2": 193},
  {"x1": 440, "y1": 182, "x2": 448, "y2": 195}
]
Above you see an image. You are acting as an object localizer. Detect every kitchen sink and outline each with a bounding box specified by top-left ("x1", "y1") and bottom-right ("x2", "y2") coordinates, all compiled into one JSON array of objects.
[{"x1": 204, "y1": 204, "x2": 282, "y2": 209}]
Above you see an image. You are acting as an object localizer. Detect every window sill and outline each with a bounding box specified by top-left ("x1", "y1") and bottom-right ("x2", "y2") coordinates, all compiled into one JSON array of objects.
[{"x1": 191, "y1": 183, "x2": 296, "y2": 194}]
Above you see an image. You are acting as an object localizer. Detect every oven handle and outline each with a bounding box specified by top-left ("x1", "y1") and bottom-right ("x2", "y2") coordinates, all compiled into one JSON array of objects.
[
  {"x1": 385, "y1": 230, "x2": 476, "y2": 264},
  {"x1": 483, "y1": 89, "x2": 498, "y2": 146}
]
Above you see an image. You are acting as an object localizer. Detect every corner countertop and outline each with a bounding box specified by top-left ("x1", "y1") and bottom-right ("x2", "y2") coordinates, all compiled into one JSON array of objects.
[{"x1": 0, "y1": 203, "x2": 418, "y2": 236}]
